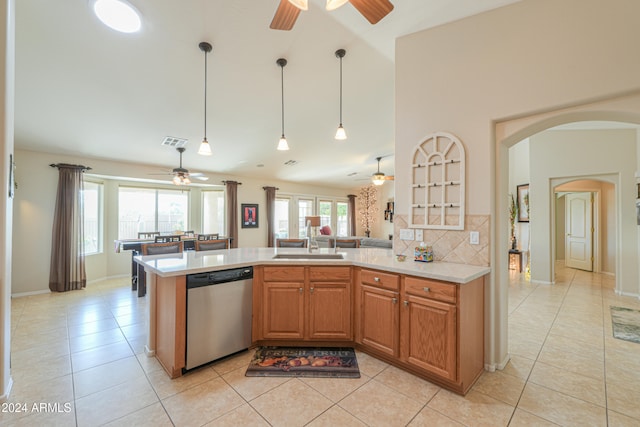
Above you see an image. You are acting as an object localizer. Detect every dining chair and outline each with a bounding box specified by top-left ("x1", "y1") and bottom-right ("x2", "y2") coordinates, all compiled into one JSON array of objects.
[
  {"x1": 137, "y1": 241, "x2": 184, "y2": 297},
  {"x1": 182, "y1": 230, "x2": 195, "y2": 237},
  {"x1": 334, "y1": 239, "x2": 360, "y2": 248},
  {"x1": 138, "y1": 231, "x2": 160, "y2": 239},
  {"x1": 155, "y1": 234, "x2": 182, "y2": 243},
  {"x1": 276, "y1": 238, "x2": 308, "y2": 248},
  {"x1": 195, "y1": 239, "x2": 229, "y2": 251},
  {"x1": 197, "y1": 233, "x2": 219, "y2": 240}
]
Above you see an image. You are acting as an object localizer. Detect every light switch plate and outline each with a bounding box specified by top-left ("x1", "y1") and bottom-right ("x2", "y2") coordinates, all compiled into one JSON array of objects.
[
  {"x1": 415, "y1": 229, "x2": 424, "y2": 242},
  {"x1": 399, "y1": 229, "x2": 415, "y2": 240},
  {"x1": 470, "y1": 231, "x2": 480, "y2": 245}
]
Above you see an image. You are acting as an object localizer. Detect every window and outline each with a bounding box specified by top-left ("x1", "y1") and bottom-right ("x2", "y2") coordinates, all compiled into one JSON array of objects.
[
  {"x1": 202, "y1": 189, "x2": 225, "y2": 235},
  {"x1": 336, "y1": 201, "x2": 348, "y2": 236},
  {"x1": 274, "y1": 194, "x2": 349, "y2": 238},
  {"x1": 118, "y1": 187, "x2": 189, "y2": 239},
  {"x1": 274, "y1": 198, "x2": 290, "y2": 238},
  {"x1": 298, "y1": 199, "x2": 314, "y2": 238},
  {"x1": 82, "y1": 181, "x2": 102, "y2": 254}
]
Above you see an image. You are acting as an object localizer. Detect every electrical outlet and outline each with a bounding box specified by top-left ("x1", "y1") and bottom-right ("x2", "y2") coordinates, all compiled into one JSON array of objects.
[
  {"x1": 470, "y1": 231, "x2": 480, "y2": 245},
  {"x1": 399, "y1": 229, "x2": 415, "y2": 240},
  {"x1": 415, "y1": 229, "x2": 423, "y2": 242}
]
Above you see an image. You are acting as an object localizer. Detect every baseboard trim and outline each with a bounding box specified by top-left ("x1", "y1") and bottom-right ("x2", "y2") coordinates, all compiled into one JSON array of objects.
[
  {"x1": 144, "y1": 345, "x2": 156, "y2": 357},
  {"x1": 484, "y1": 353, "x2": 510, "y2": 372},
  {"x1": 530, "y1": 279, "x2": 554, "y2": 285},
  {"x1": 615, "y1": 289, "x2": 640, "y2": 299},
  {"x1": 0, "y1": 377, "x2": 13, "y2": 402},
  {"x1": 11, "y1": 289, "x2": 49, "y2": 298}
]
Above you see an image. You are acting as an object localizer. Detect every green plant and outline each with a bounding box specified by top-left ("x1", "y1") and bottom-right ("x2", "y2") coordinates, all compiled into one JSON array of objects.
[{"x1": 509, "y1": 193, "x2": 517, "y2": 238}]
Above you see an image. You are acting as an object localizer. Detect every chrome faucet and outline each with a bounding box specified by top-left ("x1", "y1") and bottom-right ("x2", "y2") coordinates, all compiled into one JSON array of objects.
[{"x1": 306, "y1": 220, "x2": 318, "y2": 252}]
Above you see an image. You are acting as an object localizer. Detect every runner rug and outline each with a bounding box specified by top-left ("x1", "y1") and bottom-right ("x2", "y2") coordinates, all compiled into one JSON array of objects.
[
  {"x1": 245, "y1": 347, "x2": 360, "y2": 378},
  {"x1": 611, "y1": 306, "x2": 640, "y2": 344}
]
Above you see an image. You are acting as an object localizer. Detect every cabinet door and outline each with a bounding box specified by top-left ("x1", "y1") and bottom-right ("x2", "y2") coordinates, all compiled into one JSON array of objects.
[
  {"x1": 360, "y1": 285, "x2": 399, "y2": 357},
  {"x1": 262, "y1": 282, "x2": 305, "y2": 339},
  {"x1": 308, "y1": 281, "x2": 351, "y2": 340},
  {"x1": 401, "y1": 295, "x2": 457, "y2": 381}
]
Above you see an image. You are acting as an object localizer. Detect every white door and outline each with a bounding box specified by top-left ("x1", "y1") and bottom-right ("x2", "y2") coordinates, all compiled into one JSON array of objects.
[{"x1": 565, "y1": 192, "x2": 593, "y2": 271}]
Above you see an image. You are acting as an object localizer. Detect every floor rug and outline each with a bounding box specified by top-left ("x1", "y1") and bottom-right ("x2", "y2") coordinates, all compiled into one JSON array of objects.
[
  {"x1": 245, "y1": 347, "x2": 360, "y2": 378},
  {"x1": 611, "y1": 306, "x2": 640, "y2": 344}
]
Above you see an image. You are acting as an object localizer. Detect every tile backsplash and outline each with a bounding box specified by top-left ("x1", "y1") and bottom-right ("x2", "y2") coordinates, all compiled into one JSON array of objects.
[{"x1": 393, "y1": 214, "x2": 490, "y2": 267}]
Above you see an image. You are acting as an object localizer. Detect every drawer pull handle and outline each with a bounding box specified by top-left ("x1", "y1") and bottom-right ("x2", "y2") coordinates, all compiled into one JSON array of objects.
[
  {"x1": 374, "y1": 277, "x2": 380, "y2": 282},
  {"x1": 423, "y1": 287, "x2": 430, "y2": 292},
  {"x1": 392, "y1": 297, "x2": 398, "y2": 304},
  {"x1": 310, "y1": 287, "x2": 314, "y2": 294},
  {"x1": 403, "y1": 300, "x2": 409, "y2": 307},
  {"x1": 299, "y1": 287, "x2": 303, "y2": 294}
]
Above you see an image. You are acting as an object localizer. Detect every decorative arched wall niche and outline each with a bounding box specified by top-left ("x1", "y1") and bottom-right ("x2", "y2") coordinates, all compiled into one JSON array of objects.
[{"x1": 409, "y1": 132, "x2": 465, "y2": 230}]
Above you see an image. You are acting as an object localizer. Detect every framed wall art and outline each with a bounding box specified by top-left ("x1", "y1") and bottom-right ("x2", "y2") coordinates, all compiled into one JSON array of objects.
[
  {"x1": 241, "y1": 203, "x2": 258, "y2": 228},
  {"x1": 517, "y1": 184, "x2": 529, "y2": 222}
]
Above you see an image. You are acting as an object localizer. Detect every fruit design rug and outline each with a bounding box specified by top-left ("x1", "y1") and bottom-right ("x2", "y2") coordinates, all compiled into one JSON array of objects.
[
  {"x1": 611, "y1": 306, "x2": 640, "y2": 344},
  {"x1": 245, "y1": 347, "x2": 360, "y2": 378}
]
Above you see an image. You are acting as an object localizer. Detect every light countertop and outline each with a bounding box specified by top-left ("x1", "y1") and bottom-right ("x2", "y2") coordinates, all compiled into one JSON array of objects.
[{"x1": 135, "y1": 247, "x2": 490, "y2": 284}]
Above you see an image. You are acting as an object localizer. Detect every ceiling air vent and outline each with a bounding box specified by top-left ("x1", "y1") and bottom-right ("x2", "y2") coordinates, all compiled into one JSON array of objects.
[
  {"x1": 284, "y1": 160, "x2": 298, "y2": 166},
  {"x1": 161, "y1": 136, "x2": 188, "y2": 148}
]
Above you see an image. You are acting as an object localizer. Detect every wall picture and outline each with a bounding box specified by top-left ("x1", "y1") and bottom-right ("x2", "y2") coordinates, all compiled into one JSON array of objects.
[
  {"x1": 517, "y1": 184, "x2": 529, "y2": 222},
  {"x1": 241, "y1": 204, "x2": 258, "y2": 228}
]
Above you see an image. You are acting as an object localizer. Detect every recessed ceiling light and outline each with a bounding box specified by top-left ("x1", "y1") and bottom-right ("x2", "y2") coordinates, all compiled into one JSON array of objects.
[{"x1": 92, "y1": 0, "x2": 142, "y2": 33}]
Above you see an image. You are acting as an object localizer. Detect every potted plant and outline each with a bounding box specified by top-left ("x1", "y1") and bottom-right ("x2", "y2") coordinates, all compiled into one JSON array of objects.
[{"x1": 509, "y1": 193, "x2": 518, "y2": 250}]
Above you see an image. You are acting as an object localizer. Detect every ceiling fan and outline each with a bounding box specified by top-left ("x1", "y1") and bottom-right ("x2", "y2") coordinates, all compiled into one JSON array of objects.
[
  {"x1": 152, "y1": 147, "x2": 209, "y2": 185},
  {"x1": 371, "y1": 156, "x2": 394, "y2": 185},
  {"x1": 270, "y1": 0, "x2": 394, "y2": 31}
]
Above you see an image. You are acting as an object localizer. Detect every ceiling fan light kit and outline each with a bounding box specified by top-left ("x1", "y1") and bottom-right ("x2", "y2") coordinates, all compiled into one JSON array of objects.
[
  {"x1": 198, "y1": 41, "x2": 213, "y2": 156},
  {"x1": 372, "y1": 156, "x2": 394, "y2": 185},
  {"x1": 92, "y1": 0, "x2": 142, "y2": 33},
  {"x1": 334, "y1": 48, "x2": 347, "y2": 141},
  {"x1": 287, "y1": 0, "x2": 308, "y2": 11},
  {"x1": 326, "y1": 0, "x2": 349, "y2": 11},
  {"x1": 277, "y1": 58, "x2": 290, "y2": 151}
]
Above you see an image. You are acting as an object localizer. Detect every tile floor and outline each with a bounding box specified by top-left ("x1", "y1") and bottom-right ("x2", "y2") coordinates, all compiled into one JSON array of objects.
[{"x1": 3, "y1": 263, "x2": 640, "y2": 426}]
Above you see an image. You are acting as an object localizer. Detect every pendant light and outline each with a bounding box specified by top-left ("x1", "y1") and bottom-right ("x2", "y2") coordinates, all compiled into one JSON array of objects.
[
  {"x1": 334, "y1": 49, "x2": 347, "y2": 140},
  {"x1": 276, "y1": 58, "x2": 290, "y2": 151},
  {"x1": 288, "y1": 0, "x2": 308, "y2": 10},
  {"x1": 198, "y1": 41, "x2": 213, "y2": 156},
  {"x1": 325, "y1": 0, "x2": 348, "y2": 11}
]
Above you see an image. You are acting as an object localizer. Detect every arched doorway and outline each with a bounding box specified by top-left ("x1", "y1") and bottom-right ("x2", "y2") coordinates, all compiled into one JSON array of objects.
[{"x1": 491, "y1": 91, "x2": 640, "y2": 369}]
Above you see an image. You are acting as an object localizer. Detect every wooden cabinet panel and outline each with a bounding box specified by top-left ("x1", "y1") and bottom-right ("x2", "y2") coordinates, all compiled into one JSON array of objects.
[
  {"x1": 361, "y1": 268, "x2": 399, "y2": 291},
  {"x1": 309, "y1": 266, "x2": 351, "y2": 281},
  {"x1": 262, "y1": 282, "x2": 304, "y2": 339},
  {"x1": 360, "y1": 284, "x2": 399, "y2": 357},
  {"x1": 263, "y1": 266, "x2": 305, "y2": 282},
  {"x1": 404, "y1": 276, "x2": 457, "y2": 304},
  {"x1": 308, "y1": 282, "x2": 351, "y2": 340},
  {"x1": 401, "y1": 294, "x2": 457, "y2": 381}
]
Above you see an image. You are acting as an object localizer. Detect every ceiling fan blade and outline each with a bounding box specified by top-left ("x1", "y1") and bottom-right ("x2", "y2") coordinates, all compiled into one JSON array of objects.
[
  {"x1": 384, "y1": 176, "x2": 394, "y2": 180},
  {"x1": 270, "y1": 0, "x2": 301, "y2": 30},
  {"x1": 349, "y1": 0, "x2": 394, "y2": 24}
]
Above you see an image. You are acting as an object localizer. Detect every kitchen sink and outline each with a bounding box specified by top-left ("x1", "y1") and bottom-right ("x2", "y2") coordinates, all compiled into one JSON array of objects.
[{"x1": 272, "y1": 253, "x2": 345, "y2": 260}]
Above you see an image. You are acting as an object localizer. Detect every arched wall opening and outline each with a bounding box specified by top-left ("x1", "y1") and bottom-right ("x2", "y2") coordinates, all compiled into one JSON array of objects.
[{"x1": 491, "y1": 91, "x2": 640, "y2": 369}]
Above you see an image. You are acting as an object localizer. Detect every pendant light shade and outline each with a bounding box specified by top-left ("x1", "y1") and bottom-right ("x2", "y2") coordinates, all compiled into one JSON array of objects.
[
  {"x1": 334, "y1": 49, "x2": 347, "y2": 141},
  {"x1": 277, "y1": 58, "x2": 290, "y2": 151},
  {"x1": 198, "y1": 41, "x2": 213, "y2": 156},
  {"x1": 326, "y1": 0, "x2": 349, "y2": 11}
]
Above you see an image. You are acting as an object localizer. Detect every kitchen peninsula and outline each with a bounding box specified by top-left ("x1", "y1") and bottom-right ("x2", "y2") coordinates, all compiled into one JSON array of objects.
[{"x1": 136, "y1": 247, "x2": 490, "y2": 395}]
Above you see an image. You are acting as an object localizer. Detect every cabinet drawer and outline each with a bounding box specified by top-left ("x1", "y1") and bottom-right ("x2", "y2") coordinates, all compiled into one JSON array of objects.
[
  {"x1": 310, "y1": 266, "x2": 351, "y2": 281},
  {"x1": 404, "y1": 276, "x2": 457, "y2": 304},
  {"x1": 263, "y1": 266, "x2": 305, "y2": 282},
  {"x1": 360, "y1": 269, "x2": 399, "y2": 291}
]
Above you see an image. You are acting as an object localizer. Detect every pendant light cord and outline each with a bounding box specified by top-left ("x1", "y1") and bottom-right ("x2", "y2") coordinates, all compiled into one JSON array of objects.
[
  {"x1": 280, "y1": 63, "x2": 285, "y2": 137},
  {"x1": 204, "y1": 49, "x2": 208, "y2": 139},
  {"x1": 339, "y1": 54, "x2": 343, "y2": 125}
]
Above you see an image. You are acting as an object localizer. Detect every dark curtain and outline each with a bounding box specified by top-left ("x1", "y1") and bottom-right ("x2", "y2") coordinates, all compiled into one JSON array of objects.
[
  {"x1": 263, "y1": 186, "x2": 278, "y2": 247},
  {"x1": 49, "y1": 164, "x2": 87, "y2": 292},
  {"x1": 347, "y1": 194, "x2": 356, "y2": 236},
  {"x1": 225, "y1": 181, "x2": 239, "y2": 248}
]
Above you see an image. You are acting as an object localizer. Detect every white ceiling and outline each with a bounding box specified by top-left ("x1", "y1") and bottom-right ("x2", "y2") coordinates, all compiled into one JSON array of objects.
[{"x1": 15, "y1": 0, "x2": 521, "y2": 189}]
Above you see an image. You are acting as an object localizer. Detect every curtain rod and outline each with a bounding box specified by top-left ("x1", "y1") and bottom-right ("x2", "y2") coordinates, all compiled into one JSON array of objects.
[
  {"x1": 222, "y1": 180, "x2": 242, "y2": 185},
  {"x1": 50, "y1": 163, "x2": 92, "y2": 171},
  {"x1": 262, "y1": 186, "x2": 279, "y2": 190}
]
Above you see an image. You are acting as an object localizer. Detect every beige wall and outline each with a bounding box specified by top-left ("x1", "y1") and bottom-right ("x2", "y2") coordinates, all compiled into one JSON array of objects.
[
  {"x1": 11, "y1": 149, "x2": 359, "y2": 295},
  {"x1": 396, "y1": 0, "x2": 640, "y2": 369}
]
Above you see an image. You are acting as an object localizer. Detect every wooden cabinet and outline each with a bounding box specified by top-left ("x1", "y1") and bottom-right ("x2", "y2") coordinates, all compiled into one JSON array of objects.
[
  {"x1": 256, "y1": 266, "x2": 352, "y2": 342},
  {"x1": 356, "y1": 268, "x2": 484, "y2": 394},
  {"x1": 360, "y1": 284, "x2": 399, "y2": 357}
]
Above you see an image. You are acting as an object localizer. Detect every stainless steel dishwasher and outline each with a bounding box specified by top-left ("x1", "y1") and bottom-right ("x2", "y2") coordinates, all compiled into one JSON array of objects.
[{"x1": 185, "y1": 267, "x2": 253, "y2": 371}]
